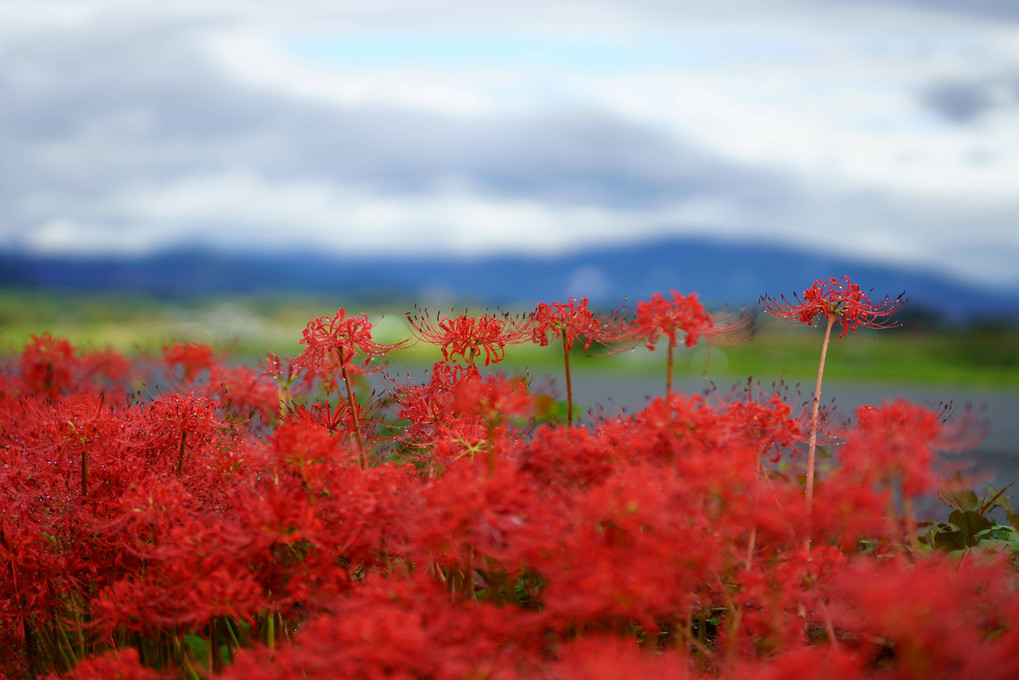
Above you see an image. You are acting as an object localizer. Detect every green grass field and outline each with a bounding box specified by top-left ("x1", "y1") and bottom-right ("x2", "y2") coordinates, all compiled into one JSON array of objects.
[{"x1": 1, "y1": 288, "x2": 1016, "y2": 386}]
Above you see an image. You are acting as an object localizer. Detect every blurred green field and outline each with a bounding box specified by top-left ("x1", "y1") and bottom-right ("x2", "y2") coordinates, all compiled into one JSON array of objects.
[{"x1": 1, "y1": 288, "x2": 1017, "y2": 387}]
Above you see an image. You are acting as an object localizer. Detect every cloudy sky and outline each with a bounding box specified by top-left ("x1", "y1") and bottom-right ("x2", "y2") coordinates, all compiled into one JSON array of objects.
[{"x1": 3, "y1": 0, "x2": 1018, "y2": 289}]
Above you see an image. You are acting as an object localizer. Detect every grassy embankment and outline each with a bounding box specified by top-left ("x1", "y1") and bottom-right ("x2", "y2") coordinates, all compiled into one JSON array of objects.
[{"x1": 0, "y1": 288, "x2": 1016, "y2": 387}]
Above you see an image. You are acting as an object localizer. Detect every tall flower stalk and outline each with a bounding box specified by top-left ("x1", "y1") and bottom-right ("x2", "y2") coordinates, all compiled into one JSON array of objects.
[
  {"x1": 628, "y1": 291, "x2": 754, "y2": 398},
  {"x1": 761, "y1": 276, "x2": 907, "y2": 518},
  {"x1": 292, "y1": 309, "x2": 405, "y2": 467},
  {"x1": 531, "y1": 297, "x2": 609, "y2": 427}
]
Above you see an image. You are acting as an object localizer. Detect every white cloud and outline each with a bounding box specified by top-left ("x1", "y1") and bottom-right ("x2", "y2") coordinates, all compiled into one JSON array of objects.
[{"x1": 2, "y1": 0, "x2": 1018, "y2": 290}]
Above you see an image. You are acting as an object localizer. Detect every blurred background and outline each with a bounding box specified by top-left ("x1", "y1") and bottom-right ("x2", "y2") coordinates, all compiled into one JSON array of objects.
[
  {"x1": 1, "y1": 1, "x2": 1017, "y2": 377},
  {"x1": 2, "y1": 0, "x2": 1018, "y2": 489}
]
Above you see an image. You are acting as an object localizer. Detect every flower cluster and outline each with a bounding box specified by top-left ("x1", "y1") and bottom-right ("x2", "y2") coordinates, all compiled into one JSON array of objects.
[{"x1": 2, "y1": 282, "x2": 1013, "y2": 680}]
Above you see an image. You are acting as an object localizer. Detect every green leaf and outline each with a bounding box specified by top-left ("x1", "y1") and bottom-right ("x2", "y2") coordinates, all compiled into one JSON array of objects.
[
  {"x1": 933, "y1": 527, "x2": 968, "y2": 551},
  {"x1": 183, "y1": 633, "x2": 210, "y2": 667},
  {"x1": 948, "y1": 509, "x2": 994, "y2": 547},
  {"x1": 980, "y1": 482, "x2": 1016, "y2": 516},
  {"x1": 974, "y1": 524, "x2": 1019, "y2": 551},
  {"x1": 975, "y1": 539, "x2": 1015, "y2": 553},
  {"x1": 938, "y1": 476, "x2": 980, "y2": 513}
]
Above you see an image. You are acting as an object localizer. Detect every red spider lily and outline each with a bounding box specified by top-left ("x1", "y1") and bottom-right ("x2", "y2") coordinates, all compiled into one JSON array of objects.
[
  {"x1": 836, "y1": 400, "x2": 986, "y2": 548},
  {"x1": 712, "y1": 381, "x2": 808, "y2": 462},
  {"x1": 218, "y1": 574, "x2": 546, "y2": 680},
  {"x1": 162, "y1": 341, "x2": 218, "y2": 384},
  {"x1": 531, "y1": 297, "x2": 621, "y2": 426},
  {"x1": 388, "y1": 362, "x2": 483, "y2": 448},
  {"x1": 390, "y1": 364, "x2": 533, "y2": 474},
  {"x1": 19, "y1": 333, "x2": 77, "y2": 399},
  {"x1": 293, "y1": 308, "x2": 405, "y2": 375},
  {"x1": 843, "y1": 400, "x2": 985, "y2": 496},
  {"x1": 632, "y1": 290, "x2": 713, "y2": 350},
  {"x1": 759, "y1": 275, "x2": 907, "y2": 338},
  {"x1": 207, "y1": 363, "x2": 280, "y2": 427},
  {"x1": 625, "y1": 291, "x2": 753, "y2": 395},
  {"x1": 759, "y1": 277, "x2": 907, "y2": 535},
  {"x1": 406, "y1": 308, "x2": 534, "y2": 366},
  {"x1": 47, "y1": 646, "x2": 163, "y2": 680},
  {"x1": 142, "y1": 392, "x2": 221, "y2": 477},
  {"x1": 6, "y1": 309, "x2": 1019, "y2": 679},
  {"x1": 531, "y1": 297, "x2": 608, "y2": 351},
  {"x1": 292, "y1": 308, "x2": 403, "y2": 466},
  {"x1": 826, "y1": 554, "x2": 1019, "y2": 680}
]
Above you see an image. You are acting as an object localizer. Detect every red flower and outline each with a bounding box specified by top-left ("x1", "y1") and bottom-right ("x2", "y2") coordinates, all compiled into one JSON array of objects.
[
  {"x1": 294, "y1": 308, "x2": 403, "y2": 374},
  {"x1": 760, "y1": 276, "x2": 907, "y2": 338},
  {"x1": 406, "y1": 309, "x2": 533, "y2": 366},
  {"x1": 162, "y1": 341, "x2": 218, "y2": 384},
  {"x1": 631, "y1": 290, "x2": 712, "y2": 349},
  {"x1": 531, "y1": 297, "x2": 609, "y2": 351}
]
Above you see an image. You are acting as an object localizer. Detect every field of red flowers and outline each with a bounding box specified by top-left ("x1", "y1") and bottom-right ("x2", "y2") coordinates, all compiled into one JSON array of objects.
[{"x1": 3, "y1": 280, "x2": 1018, "y2": 679}]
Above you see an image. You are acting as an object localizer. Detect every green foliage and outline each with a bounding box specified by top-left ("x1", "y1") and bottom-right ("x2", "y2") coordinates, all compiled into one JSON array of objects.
[{"x1": 925, "y1": 474, "x2": 1019, "y2": 554}]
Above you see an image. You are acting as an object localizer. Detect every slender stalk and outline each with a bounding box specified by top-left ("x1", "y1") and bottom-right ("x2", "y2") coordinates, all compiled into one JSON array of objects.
[
  {"x1": 903, "y1": 496, "x2": 920, "y2": 553},
  {"x1": 54, "y1": 624, "x2": 77, "y2": 671},
  {"x1": 562, "y1": 333, "x2": 574, "y2": 427},
  {"x1": 210, "y1": 619, "x2": 220, "y2": 675},
  {"x1": 666, "y1": 337, "x2": 676, "y2": 398},
  {"x1": 176, "y1": 430, "x2": 188, "y2": 478},
  {"x1": 339, "y1": 353, "x2": 366, "y2": 468},
  {"x1": 277, "y1": 384, "x2": 291, "y2": 422},
  {"x1": 465, "y1": 545, "x2": 476, "y2": 601},
  {"x1": 173, "y1": 634, "x2": 202, "y2": 680},
  {"x1": 80, "y1": 449, "x2": 88, "y2": 497},
  {"x1": 819, "y1": 598, "x2": 840, "y2": 650},
  {"x1": 805, "y1": 315, "x2": 836, "y2": 514},
  {"x1": 485, "y1": 421, "x2": 498, "y2": 477}
]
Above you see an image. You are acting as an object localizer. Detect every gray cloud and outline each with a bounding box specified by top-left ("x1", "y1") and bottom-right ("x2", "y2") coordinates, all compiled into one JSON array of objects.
[
  {"x1": 2, "y1": 3, "x2": 1018, "y2": 290},
  {"x1": 850, "y1": 0, "x2": 1019, "y2": 22},
  {"x1": 0, "y1": 12, "x2": 795, "y2": 244},
  {"x1": 920, "y1": 77, "x2": 1019, "y2": 124}
]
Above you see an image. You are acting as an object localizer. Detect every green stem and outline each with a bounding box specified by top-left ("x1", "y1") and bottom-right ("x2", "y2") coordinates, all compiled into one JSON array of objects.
[
  {"x1": 806, "y1": 315, "x2": 836, "y2": 536},
  {"x1": 485, "y1": 421, "x2": 498, "y2": 477},
  {"x1": 173, "y1": 634, "x2": 202, "y2": 680},
  {"x1": 340, "y1": 358, "x2": 366, "y2": 468},
  {"x1": 80, "y1": 449, "x2": 88, "y2": 497},
  {"x1": 903, "y1": 495, "x2": 920, "y2": 552},
  {"x1": 211, "y1": 618, "x2": 222, "y2": 675},
  {"x1": 176, "y1": 430, "x2": 188, "y2": 478},
  {"x1": 222, "y1": 616, "x2": 243, "y2": 650},
  {"x1": 666, "y1": 337, "x2": 675, "y2": 399},
  {"x1": 562, "y1": 333, "x2": 574, "y2": 427}
]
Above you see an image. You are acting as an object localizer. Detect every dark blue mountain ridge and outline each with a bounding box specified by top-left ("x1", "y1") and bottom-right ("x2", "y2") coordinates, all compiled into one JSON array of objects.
[{"x1": 2, "y1": 237, "x2": 1017, "y2": 321}]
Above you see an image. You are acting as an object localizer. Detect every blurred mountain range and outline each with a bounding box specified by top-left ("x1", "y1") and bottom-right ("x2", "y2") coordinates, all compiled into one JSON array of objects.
[{"x1": 3, "y1": 238, "x2": 1017, "y2": 320}]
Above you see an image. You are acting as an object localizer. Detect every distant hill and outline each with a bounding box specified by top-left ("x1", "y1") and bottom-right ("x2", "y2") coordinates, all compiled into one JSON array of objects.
[{"x1": 2, "y1": 238, "x2": 1018, "y2": 320}]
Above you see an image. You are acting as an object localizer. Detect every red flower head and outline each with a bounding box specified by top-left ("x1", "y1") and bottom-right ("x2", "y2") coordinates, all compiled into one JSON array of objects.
[
  {"x1": 632, "y1": 290, "x2": 712, "y2": 349},
  {"x1": 760, "y1": 276, "x2": 907, "y2": 338},
  {"x1": 293, "y1": 308, "x2": 404, "y2": 375},
  {"x1": 162, "y1": 341, "x2": 218, "y2": 384},
  {"x1": 406, "y1": 308, "x2": 534, "y2": 366},
  {"x1": 531, "y1": 297, "x2": 607, "y2": 351}
]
